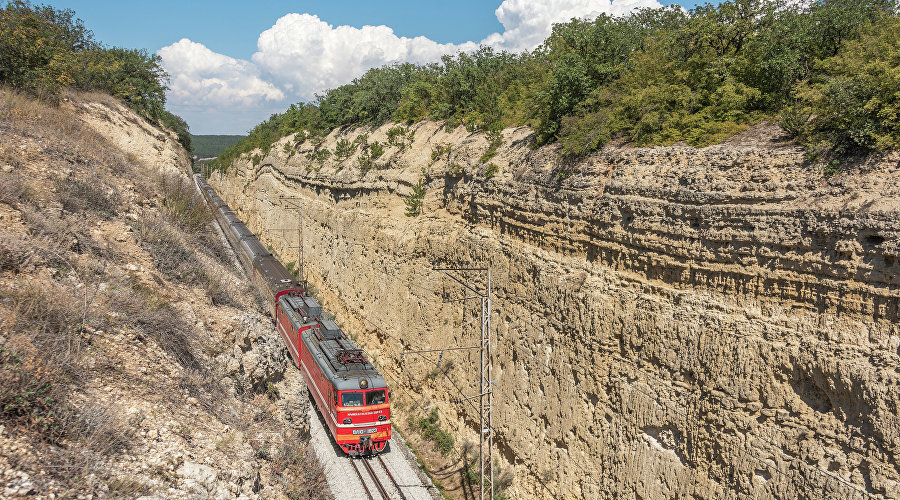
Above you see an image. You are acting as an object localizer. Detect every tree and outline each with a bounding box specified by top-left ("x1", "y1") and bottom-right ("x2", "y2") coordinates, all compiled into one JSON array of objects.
[
  {"x1": 404, "y1": 176, "x2": 426, "y2": 217},
  {"x1": 797, "y1": 16, "x2": 900, "y2": 153}
]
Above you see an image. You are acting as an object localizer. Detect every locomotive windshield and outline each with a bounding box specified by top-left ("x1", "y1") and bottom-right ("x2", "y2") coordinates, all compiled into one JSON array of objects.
[
  {"x1": 341, "y1": 392, "x2": 364, "y2": 407},
  {"x1": 366, "y1": 389, "x2": 386, "y2": 405}
]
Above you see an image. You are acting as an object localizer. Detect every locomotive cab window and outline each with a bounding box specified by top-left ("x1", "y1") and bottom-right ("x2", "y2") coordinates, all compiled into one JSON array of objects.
[
  {"x1": 365, "y1": 389, "x2": 386, "y2": 405},
  {"x1": 341, "y1": 391, "x2": 364, "y2": 407}
]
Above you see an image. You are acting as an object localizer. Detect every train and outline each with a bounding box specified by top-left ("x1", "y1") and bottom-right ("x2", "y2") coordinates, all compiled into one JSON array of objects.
[{"x1": 194, "y1": 174, "x2": 391, "y2": 455}]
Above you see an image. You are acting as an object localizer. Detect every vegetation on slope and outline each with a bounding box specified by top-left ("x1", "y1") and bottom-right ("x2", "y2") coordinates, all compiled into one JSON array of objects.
[
  {"x1": 213, "y1": 0, "x2": 899, "y2": 173},
  {"x1": 0, "y1": 88, "x2": 326, "y2": 497},
  {"x1": 0, "y1": 1, "x2": 192, "y2": 153},
  {"x1": 191, "y1": 134, "x2": 245, "y2": 158}
]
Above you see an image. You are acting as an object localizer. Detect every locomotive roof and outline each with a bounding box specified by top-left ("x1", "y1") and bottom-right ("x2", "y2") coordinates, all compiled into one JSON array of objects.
[
  {"x1": 279, "y1": 293, "x2": 387, "y2": 392},
  {"x1": 307, "y1": 333, "x2": 388, "y2": 392}
]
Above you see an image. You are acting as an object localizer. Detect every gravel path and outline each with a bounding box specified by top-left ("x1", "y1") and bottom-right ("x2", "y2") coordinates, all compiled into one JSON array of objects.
[{"x1": 308, "y1": 399, "x2": 438, "y2": 500}]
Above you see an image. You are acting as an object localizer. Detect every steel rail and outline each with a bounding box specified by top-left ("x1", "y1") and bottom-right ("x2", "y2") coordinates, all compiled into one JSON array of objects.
[
  {"x1": 377, "y1": 455, "x2": 408, "y2": 500},
  {"x1": 351, "y1": 458, "x2": 376, "y2": 500},
  {"x1": 361, "y1": 458, "x2": 391, "y2": 499}
]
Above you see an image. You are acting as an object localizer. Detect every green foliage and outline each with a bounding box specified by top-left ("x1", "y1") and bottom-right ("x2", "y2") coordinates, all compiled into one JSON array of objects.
[
  {"x1": 0, "y1": 1, "x2": 93, "y2": 98},
  {"x1": 430, "y1": 143, "x2": 452, "y2": 162},
  {"x1": 448, "y1": 162, "x2": 463, "y2": 177},
  {"x1": 483, "y1": 163, "x2": 499, "y2": 179},
  {"x1": 334, "y1": 138, "x2": 356, "y2": 160},
  {"x1": 213, "y1": 0, "x2": 899, "y2": 171},
  {"x1": 369, "y1": 141, "x2": 385, "y2": 159},
  {"x1": 0, "y1": 2, "x2": 191, "y2": 153},
  {"x1": 479, "y1": 130, "x2": 503, "y2": 163},
  {"x1": 158, "y1": 109, "x2": 192, "y2": 153},
  {"x1": 306, "y1": 148, "x2": 331, "y2": 166},
  {"x1": 191, "y1": 135, "x2": 244, "y2": 158},
  {"x1": 415, "y1": 409, "x2": 454, "y2": 455},
  {"x1": 208, "y1": 103, "x2": 323, "y2": 175},
  {"x1": 404, "y1": 175, "x2": 426, "y2": 217},
  {"x1": 386, "y1": 125, "x2": 414, "y2": 150},
  {"x1": 794, "y1": 16, "x2": 900, "y2": 154},
  {"x1": 357, "y1": 151, "x2": 374, "y2": 173}
]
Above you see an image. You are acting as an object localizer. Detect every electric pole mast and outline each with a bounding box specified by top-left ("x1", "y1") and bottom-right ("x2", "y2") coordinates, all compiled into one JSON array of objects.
[
  {"x1": 412, "y1": 266, "x2": 493, "y2": 500},
  {"x1": 481, "y1": 267, "x2": 493, "y2": 500},
  {"x1": 271, "y1": 196, "x2": 304, "y2": 284}
]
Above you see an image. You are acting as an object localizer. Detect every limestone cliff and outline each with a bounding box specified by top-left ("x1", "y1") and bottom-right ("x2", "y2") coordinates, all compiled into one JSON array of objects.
[{"x1": 209, "y1": 121, "x2": 900, "y2": 499}]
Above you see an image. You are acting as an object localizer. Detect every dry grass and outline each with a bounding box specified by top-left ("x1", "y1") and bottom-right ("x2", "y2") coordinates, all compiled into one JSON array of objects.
[
  {"x1": 135, "y1": 213, "x2": 205, "y2": 284},
  {"x1": 0, "y1": 87, "x2": 324, "y2": 498},
  {"x1": 0, "y1": 88, "x2": 130, "y2": 175},
  {"x1": 115, "y1": 279, "x2": 202, "y2": 372},
  {"x1": 55, "y1": 174, "x2": 121, "y2": 219},
  {"x1": 159, "y1": 174, "x2": 212, "y2": 232},
  {"x1": 2, "y1": 283, "x2": 88, "y2": 376},
  {"x1": 135, "y1": 201, "x2": 239, "y2": 308},
  {"x1": 0, "y1": 170, "x2": 27, "y2": 206},
  {"x1": 241, "y1": 395, "x2": 327, "y2": 500},
  {"x1": 0, "y1": 230, "x2": 32, "y2": 272},
  {"x1": 0, "y1": 340, "x2": 132, "y2": 487}
]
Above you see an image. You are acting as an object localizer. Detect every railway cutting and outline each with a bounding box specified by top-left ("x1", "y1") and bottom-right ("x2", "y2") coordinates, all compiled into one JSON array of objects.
[{"x1": 193, "y1": 175, "x2": 438, "y2": 498}]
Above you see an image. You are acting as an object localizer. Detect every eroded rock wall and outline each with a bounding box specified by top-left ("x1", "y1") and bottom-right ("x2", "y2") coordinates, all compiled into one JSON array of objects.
[{"x1": 209, "y1": 121, "x2": 900, "y2": 499}]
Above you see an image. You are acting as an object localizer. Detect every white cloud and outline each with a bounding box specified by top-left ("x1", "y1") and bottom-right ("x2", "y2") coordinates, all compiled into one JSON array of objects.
[
  {"x1": 158, "y1": 38, "x2": 284, "y2": 107},
  {"x1": 488, "y1": 0, "x2": 663, "y2": 51},
  {"x1": 251, "y1": 14, "x2": 478, "y2": 99},
  {"x1": 157, "y1": 0, "x2": 662, "y2": 133}
]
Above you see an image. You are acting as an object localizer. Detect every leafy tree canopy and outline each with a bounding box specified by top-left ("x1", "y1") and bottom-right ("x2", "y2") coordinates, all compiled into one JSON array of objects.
[
  {"x1": 0, "y1": 1, "x2": 192, "y2": 153},
  {"x1": 216, "y1": 0, "x2": 898, "y2": 170}
]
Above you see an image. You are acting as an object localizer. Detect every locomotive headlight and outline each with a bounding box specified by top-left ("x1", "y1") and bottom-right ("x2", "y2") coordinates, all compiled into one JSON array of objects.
[
  {"x1": 378, "y1": 415, "x2": 387, "y2": 421},
  {"x1": 359, "y1": 379, "x2": 368, "y2": 389},
  {"x1": 343, "y1": 418, "x2": 352, "y2": 424}
]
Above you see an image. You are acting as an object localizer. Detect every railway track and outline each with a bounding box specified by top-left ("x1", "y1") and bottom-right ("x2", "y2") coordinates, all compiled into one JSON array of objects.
[{"x1": 350, "y1": 455, "x2": 408, "y2": 500}]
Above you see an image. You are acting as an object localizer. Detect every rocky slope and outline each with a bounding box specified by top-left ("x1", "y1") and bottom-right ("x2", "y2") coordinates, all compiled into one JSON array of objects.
[
  {"x1": 0, "y1": 89, "x2": 324, "y2": 499},
  {"x1": 209, "y1": 120, "x2": 900, "y2": 499}
]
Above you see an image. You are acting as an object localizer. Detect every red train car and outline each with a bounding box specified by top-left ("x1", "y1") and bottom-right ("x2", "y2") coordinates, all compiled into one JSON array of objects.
[
  {"x1": 195, "y1": 175, "x2": 390, "y2": 455},
  {"x1": 275, "y1": 292, "x2": 391, "y2": 455}
]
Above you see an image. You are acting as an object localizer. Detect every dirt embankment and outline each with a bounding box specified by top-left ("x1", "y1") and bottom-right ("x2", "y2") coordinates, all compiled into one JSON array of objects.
[
  {"x1": 210, "y1": 120, "x2": 900, "y2": 499},
  {"x1": 0, "y1": 89, "x2": 325, "y2": 499}
]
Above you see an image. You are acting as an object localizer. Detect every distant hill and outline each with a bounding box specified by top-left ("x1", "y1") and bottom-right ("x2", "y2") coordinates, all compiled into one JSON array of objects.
[{"x1": 191, "y1": 135, "x2": 245, "y2": 158}]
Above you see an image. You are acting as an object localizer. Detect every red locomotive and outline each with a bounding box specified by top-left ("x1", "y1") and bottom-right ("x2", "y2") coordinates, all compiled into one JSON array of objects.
[{"x1": 195, "y1": 175, "x2": 391, "y2": 455}]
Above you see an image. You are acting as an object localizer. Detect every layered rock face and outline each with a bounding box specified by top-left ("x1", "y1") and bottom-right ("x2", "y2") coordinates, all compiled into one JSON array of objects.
[{"x1": 210, "y1": 121, "x2": 900, "y2": 499}]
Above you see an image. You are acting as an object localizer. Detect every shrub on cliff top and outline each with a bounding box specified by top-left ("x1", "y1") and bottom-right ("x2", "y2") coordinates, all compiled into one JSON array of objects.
[
  {"x1": 215, "y1": 0, "x2": 899, "y2": 169},
  {"x1": 0, "y1": 1, "x2": 192, "y2": 153},
  {"x1": 792, "y1": 16, "x2": 900, "y2": 155}
]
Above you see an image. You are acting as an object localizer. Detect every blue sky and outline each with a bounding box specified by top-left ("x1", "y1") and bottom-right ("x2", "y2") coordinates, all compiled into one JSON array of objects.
[{"x1": 47, "y1": 1, "x2": 716, "y2": 134}]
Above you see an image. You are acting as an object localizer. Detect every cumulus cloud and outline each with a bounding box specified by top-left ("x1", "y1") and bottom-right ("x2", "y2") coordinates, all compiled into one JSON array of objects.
[
  {"x1": 251, "y1": 14, "x2": 478, "y2": 97},
  {"x1": 488, "y1": 0, "x2": 663, "y2": 51},
  {"x1": 158, "y1": 0, "x2": 661, "y2": 133},
  {"x1": 158, "y1": 39, "x2": 284, "y2": 107}
]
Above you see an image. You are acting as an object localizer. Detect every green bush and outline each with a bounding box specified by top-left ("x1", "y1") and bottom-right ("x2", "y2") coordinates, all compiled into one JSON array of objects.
[
  {"x1": 416, "y1": 409, "x2": 454, "y2": 455},
  {"x1": 484, "y1": 163, "x2": 499, "y2": 179},
  {"x1": 404, "y1": 176, "x2": 426, "y2": 217},
  {"x1": 357, "y1": 151, "x2": 373, "y2": 172},
  {"x1": 211, "y1": 0, "x2": 899, "y2": 169},
  {"x1": 0, "y1": 2, "x2": 192, "y2": 153},
  {"x1": 387, "y1": 125, "x2": 414, "y2": 149},
  {"x1": 369, "y1": 141, "x2": 385, "y2": 159},
  {"x1": 334, "y1": 138, "x2": 356, "y2": 160},
  {"x1": 430, "y1": 143, "x2": 453, "y2": 162},
  {"x1": 479, "y1": 130, "x2": 503, "y2": 163},
  {"x1": 795, "y1": 16, "x2": 900, "y2": 153}
]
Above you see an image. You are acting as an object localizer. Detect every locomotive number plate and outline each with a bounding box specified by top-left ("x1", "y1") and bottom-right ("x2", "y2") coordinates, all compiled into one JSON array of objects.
[{"x1": 352, "y1": 428, "x2": 378, "y2": 435}]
